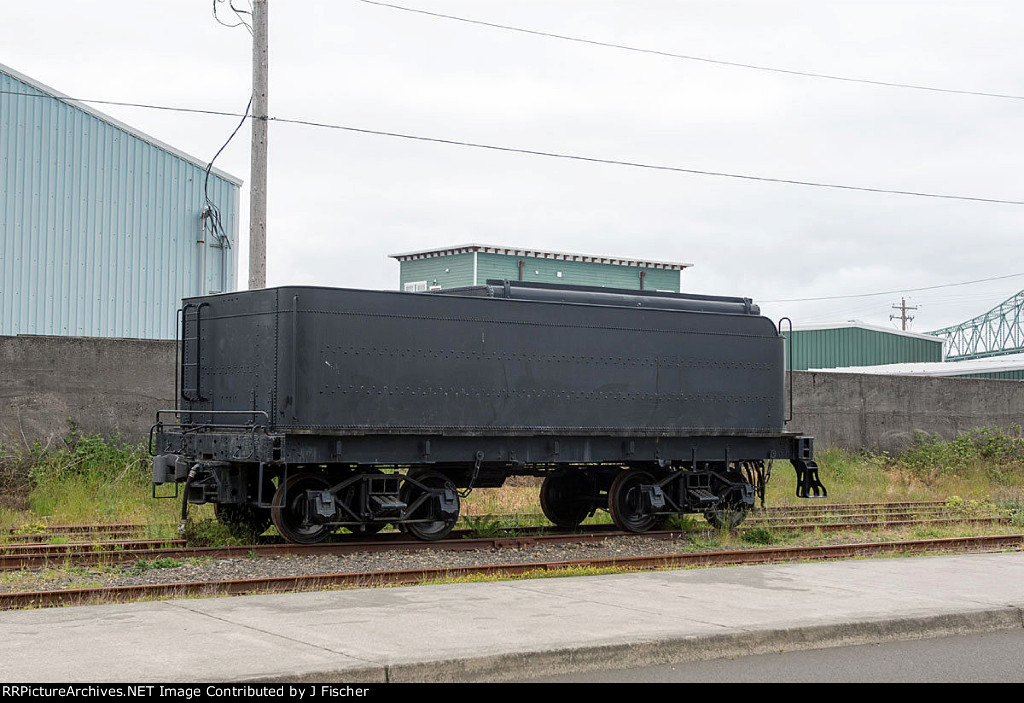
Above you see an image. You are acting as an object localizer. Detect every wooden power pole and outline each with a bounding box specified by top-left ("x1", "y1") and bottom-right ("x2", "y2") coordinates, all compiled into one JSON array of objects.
[
  {"x1": 890, "y1": 297, "x2": 918, "y2": 331},
  {"x1": 248, "y1": 0, "x2": 269, "y2": 289}
]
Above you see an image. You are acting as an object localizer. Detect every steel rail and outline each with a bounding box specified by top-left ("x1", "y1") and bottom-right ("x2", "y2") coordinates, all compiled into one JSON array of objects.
[
  {"x1": 0, "y1": 507, "x2": 955, "y2": 548},
  {"x1": 0, "y1": 501, "x2": 953, "y2": 537},
  {"x1": 1, "y1": 516, "x2": 1011, "y2": 572},
  {"x1": 463, "y1": 501, "x2": 951, "y2": 522},
  {"x1": 2, "y1": 529, "x2": 143, "y2": 543},
  {"x1": 0, "y1": 500, "x2": 954, "y2": 543},
  {"x1": 0, "y1": 504, "x2": 953, "y2": 552},
  {"x1": 0, "y1": 522, "x2": 144, "y2": 535}
]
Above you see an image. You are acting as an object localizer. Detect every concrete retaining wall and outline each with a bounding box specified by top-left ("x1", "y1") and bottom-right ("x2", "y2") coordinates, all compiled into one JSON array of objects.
[
  {"x1": 0, "y1": 335, "x2": 175, "y2": 450},
  {"x1": 1, "y1": 335, "x2": 1022, "y2": 454},
  {"x1": 791, "y1": 370, "x2": 1024, "y2": 454}
]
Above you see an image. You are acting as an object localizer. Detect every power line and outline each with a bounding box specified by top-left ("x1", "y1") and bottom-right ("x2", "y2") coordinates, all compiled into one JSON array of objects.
[
  {"x1": 3, "y1": 88, "x2": 1024, "y2": 206},
  {"x1": 761, "y1": 271, "x2": 1024, "y2": 303},
  {"x1": 203, "y1": 94, "x2": 252, "y2": 250},
  {"x1": 264, "y1": 114, "x2": 1024, "y2": 205},
  {"x1": 355, "y1": 0, "x2": 1024, "y2": 102},
  {"x1": 0, "y1": 90, "x2": 242, "y2": 117},
  {"x1": 213, "y1": 0, "x2": 253, "y2": 35},
  {"x1": 205, "y1": 1, "x2": 257, "y2": 249}
]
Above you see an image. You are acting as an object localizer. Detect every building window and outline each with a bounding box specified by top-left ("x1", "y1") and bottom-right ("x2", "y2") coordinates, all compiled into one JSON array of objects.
[{"x1": 404, "y1": 281, "x2": 428, "y2": 292}]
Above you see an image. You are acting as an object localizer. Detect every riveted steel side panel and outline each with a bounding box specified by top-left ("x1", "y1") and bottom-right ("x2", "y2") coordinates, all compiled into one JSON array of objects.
[{"x1": 182, "y1": 285, "x2": 784, "y2": 437}]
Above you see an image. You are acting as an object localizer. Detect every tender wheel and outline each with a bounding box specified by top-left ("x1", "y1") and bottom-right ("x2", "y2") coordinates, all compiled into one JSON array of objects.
[
  {"x1": 704, "y1": 469, "x2": 753, "y2": 529},
  {"x1": 608, "y1": 470, "x2": 657, "y2": 533},
  {"x1": 271, "y1": 472, "x2": 333, "y2": 545},
  {"x1": 540, "y1": 472, "x2": 592, "y2": 528},
  {"x1": 215, "y1": 502, "x2": 272, "y2": 540},
  {"x1": 704, "y1": 505, "x2": 750, "y2": 529},
  {"x1": 399, "y1": 470, "x2": 459, "y2": 541}
]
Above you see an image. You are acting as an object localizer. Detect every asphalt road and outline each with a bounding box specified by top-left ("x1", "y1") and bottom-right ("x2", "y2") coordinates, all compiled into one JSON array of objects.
[{"x1": 530, "y1": 629, "x2": 1024, "y2": 683}]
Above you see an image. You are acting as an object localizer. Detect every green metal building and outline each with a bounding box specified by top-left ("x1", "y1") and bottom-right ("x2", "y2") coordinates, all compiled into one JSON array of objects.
[
  {"x1": 390, "y1": 244, "x2": 692, "y2": 292},
  {"x1": 784, "y1": 323, "x2": 944, "y2": 371}
]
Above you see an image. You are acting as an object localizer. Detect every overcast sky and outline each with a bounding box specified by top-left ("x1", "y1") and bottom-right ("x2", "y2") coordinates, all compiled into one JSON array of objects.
[{"x1": 3, "y1": 0, "x2": 1022, "y2": 332}]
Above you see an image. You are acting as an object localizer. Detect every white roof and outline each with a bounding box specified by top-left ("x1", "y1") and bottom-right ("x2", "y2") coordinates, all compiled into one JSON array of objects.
[
  {"x1": 814, "y1": 354, "x2": 1024, "y2": 377},
  {"x1": 389, "y1": 243, "x2": 693, "y2": 270},
  {"x1": 792, "y1": 320, "x2": 942, "y2": 343},
  {"x1": 0, "y1": 62, "x2": 243, "y2": 187}
]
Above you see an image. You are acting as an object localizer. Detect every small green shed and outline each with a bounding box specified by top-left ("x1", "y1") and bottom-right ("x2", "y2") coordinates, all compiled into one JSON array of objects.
[{"x1": 390, "y1": 244, "x2": 692, "y2": 293}]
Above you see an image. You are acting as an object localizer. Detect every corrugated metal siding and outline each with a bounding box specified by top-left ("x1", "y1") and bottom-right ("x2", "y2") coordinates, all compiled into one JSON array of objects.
[
  {"x1": 398, "y1": 252, "x2": 681, "y2": 291},
  {"x1": 478, "y1": 253, "x2": 680, "y2": 291},
  {"x1": 0, "y1": 69, "x2": 239, "y2": 339},
  {"x1": 784, "y1": 327, "x2": 943, "y2": 370},
  {"x1": 958, "y1": 370, "x2": 1024, "y2": 381},
  {"x1": 399, "y1": 253, "x2": 475, "y2": 289}
]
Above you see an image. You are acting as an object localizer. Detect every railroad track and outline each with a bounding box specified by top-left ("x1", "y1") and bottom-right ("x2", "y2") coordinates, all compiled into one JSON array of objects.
[
  {"x1": 0, "y1": 501, "x2": 955, "y2": 540},
  {"x1": 462, "y1": 500, "x2": 952, "y2": 523},
  {"x1": 3, "y1": 533, "x2": 1021, "y2": 611},
  {"x1": 0, "y1": 523, "x2": 146, "y2": 543},
  {"x1": 1, "y1": 513, "x2": 1011, "y2": 572}
]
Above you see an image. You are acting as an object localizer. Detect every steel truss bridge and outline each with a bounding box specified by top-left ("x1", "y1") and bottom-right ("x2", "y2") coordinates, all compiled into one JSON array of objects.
[{"x1": 928, "y1": 290, "x2": 1024, "y2": 361}]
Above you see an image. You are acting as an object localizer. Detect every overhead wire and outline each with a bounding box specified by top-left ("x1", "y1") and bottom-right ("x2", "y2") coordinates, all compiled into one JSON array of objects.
[
  {"x1": 760, "y1": 271, "x2": 1024, "y2": 303},
  {"x1": 204, "y1": 0, "x2": 256, "y2": 248},
  {"x1": 213, "y1": 0, "x2": 253, "y2": 35},
  {"x1": 2, "y1": 88, "x2": 1022, "y2": 207},
  {"x1": 354, "y1": 0, "x2": 1024, "y2": 102},
  {"x1": 263, "y1": 114, "x2": 1024, "y2": 206},
  {"x1": 763, "y1": 285, "x2": 1024, "y2": 330},
  {"x1": 203, "y1": 94, "x2": 253, "y2": 251}
]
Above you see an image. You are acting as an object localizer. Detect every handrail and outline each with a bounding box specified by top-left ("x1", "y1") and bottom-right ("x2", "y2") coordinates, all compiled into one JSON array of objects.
[{"x1": 778, "y1": 317, "x2": 794, "y2": 423}]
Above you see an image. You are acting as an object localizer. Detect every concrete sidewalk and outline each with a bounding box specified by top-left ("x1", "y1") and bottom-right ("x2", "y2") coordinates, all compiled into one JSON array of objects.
[{"x1": 2, "y1": 552, "x2": 1023, "y2": 683}]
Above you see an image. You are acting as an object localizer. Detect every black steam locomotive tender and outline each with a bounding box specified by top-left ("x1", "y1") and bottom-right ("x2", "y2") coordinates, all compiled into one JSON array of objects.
[{"x1": 151, "y1": 281, "x2": 826, "y2": 543}]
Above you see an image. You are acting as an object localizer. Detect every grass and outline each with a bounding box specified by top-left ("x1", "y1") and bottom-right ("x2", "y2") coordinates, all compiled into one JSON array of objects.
[
  {"x1": 0, "y1": 431, "x2": 211, "y2": 544},
  {"x1": 767, "y1": 429, "x2": 1024, "y2": 507},
  {"x1": 741, "y1": 527, "x2": 790, "y2": 545}
]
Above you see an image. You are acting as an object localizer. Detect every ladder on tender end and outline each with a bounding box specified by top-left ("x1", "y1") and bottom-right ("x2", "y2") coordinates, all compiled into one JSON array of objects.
[{"x1": 180, "y1": 302, "x2": 209, "y2": 402}]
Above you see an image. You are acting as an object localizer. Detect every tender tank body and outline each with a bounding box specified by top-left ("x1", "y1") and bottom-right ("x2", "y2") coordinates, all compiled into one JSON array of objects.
[{"x1": 153, "y1": 281, "x2": 825, "y2": 543}]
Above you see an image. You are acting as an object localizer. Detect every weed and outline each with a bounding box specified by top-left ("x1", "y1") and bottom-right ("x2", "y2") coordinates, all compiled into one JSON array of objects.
[
  {"x1": 182, "y1": 518, "x2": 250, "y2": 547},
  {"x1": 894, "y1": 428, "x2": 1024, "y2": 486},
  {"x1": 12, "y1": 521, "x2": 47, "y2": 536},
  {"x1": 462, "y1": 514, "x2": 545, "y2": 538},
  {"x1": 686, "y1": 533, "x2": 722, "y2": 550},
  {"x1": 910, "y1": 527, "x2": 945, "y2": 540},
  {"x1": 662, "y1": 514, "x2": 698, "y2": 531},
  {"x1": 742, "y1": 527, "x2": 782, "y2": 545},
  {"x1": 463, "y1": 515, "x2": 507, "y2": 538},
  {"x1": 131, "y1": 557, "x2": 184, "y2": 573},
  {"x1": 1001, "y1": 501, "x2": 1024, "y2": 527}
]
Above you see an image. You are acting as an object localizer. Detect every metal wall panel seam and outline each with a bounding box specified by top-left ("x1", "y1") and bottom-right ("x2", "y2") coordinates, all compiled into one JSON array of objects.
[{"x1": 1, "y1": 69, "x2": 240, "y2": 339}]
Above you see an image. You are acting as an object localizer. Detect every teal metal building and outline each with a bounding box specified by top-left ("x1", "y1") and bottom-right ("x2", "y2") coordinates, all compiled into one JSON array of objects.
[
  {"x1": 391, "y1": 244, "x2": 692, "y2": 292},
  {"x1": 784, "y1": 323, "x2": 944, "y2": 371},
  {"x1": 0, "y1": 63, "x2": 242, "y2": 340}
]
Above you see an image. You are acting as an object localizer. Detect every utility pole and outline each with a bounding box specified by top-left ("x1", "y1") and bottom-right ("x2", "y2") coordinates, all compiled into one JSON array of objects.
[
  {"x1": 890, "y1": 297, "x2": 918, "y2": 331},
  {"x1": 248, "y1": 0, "x2": 269, "y2": 289}
]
